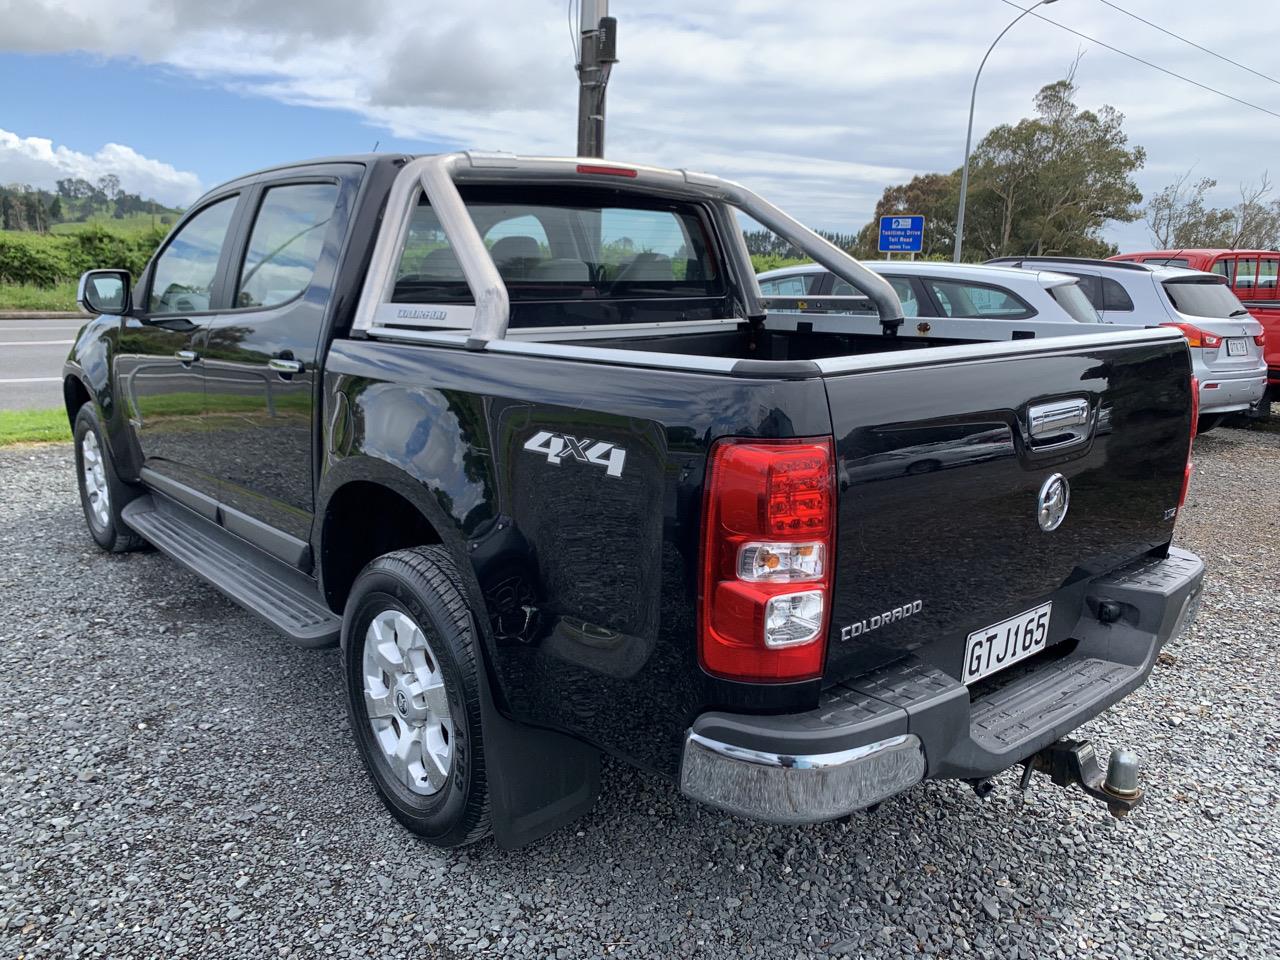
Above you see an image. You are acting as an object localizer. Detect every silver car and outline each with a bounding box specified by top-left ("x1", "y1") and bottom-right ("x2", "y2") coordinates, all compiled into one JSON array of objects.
[{"x1": 988, "y1": 257, "x2": 1267, "y2": 429}]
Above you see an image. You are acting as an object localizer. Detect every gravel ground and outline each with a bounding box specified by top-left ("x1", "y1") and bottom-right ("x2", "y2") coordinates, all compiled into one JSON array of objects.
[{"x1": 1, "y1": 428, "x2": 1277, "y2": 959}]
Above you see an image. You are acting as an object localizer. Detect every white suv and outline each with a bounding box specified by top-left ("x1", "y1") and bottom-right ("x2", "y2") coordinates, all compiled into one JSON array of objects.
[{"x1": 989, "y1": 257, "x2": 1267, "y2": 429}]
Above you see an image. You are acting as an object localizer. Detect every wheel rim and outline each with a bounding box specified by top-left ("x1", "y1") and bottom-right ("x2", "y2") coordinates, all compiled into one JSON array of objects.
[
  {"x1": 81, "y1": 432, "x2": 111, "y2": 531},
  {"x1": 361, "y1": 609, "x2": 453, "y2": 796}
]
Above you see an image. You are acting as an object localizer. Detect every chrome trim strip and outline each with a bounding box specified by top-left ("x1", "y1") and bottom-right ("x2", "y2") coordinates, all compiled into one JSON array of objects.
[
  {"x1": 812, "y1": 325, "x2": 1185, "y2": 375},
  {"x1": 686, "y1": 731, "x2": 918, "y2": 771}
]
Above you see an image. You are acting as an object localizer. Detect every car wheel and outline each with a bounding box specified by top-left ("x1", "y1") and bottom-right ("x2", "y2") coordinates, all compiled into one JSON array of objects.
[
  {"x1": 73, "y1": 404, "x2": 145, "y2": 553},
  {"x1": 1197, "y1": 414, "x2": 1224, "y2": 434},
  {"x1": 342, "y1": 546, "x2": 491, "y2": 847}
]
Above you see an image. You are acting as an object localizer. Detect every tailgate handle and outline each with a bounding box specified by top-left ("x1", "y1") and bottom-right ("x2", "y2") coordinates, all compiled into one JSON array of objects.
[{"x1": 1028, "y1": 398, "x2": 1091, "y2": 446}]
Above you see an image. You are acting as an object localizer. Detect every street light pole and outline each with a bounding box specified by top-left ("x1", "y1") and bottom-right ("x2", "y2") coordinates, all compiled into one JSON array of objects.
[
  {"x1": 952, "y1": 0, "x2": 1060, "y2": 262},
  {"x1": 576, "y1": 0, "x2": 619, "y2": 158}
]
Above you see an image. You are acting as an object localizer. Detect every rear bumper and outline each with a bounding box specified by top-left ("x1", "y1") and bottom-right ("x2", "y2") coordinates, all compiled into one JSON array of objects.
[
  {"x1": 1198, "y1": 370, "x2": 1266, "y2": 414},
  {"x1": 679, "y1": 548, "x2": 1204, "y2": 824}
]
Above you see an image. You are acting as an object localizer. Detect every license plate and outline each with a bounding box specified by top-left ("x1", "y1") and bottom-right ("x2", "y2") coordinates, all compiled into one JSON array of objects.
[
  {"x1": 1227, "y1": 338, "x2": 1249, "y2": 356},
  {"x1": 962, "y1": 603, "x2": 1052, "y2": 684}
]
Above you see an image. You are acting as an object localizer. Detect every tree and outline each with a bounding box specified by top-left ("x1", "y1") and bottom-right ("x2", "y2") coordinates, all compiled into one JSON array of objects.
[
  {"x1": 964, "y1": 76, "x2": 1145, "y2": 258},
  {"x1": 1143, "y1": 172, "x2": 1231, "y2": 248},
  {"x1": 852, "y1": 172, "x2": 958, "y2": 258},
  {"x1": 1144, "y1": 171, "x2": 1280, "y2": 249}
]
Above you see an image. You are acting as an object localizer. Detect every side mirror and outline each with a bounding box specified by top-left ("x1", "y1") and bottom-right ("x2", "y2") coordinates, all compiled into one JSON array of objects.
[{"x1": 78, "y1": 269, "x2": 132, "y2": 316}]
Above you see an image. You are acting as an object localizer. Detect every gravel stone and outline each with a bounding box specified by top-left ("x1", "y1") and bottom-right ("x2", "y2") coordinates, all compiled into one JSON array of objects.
[{"x1": 1, "y1": 426, "x2": 1278, "y2": 958}]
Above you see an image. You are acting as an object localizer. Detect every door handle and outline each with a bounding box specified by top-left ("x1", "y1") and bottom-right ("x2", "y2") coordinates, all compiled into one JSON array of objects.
[
  {"x1": 268, "y1": 358, "x2": 304, "y2": 375},
  {"x1": 174, "y1": 349, "x2": 199, "y2": 364},
  {"x1": 1028, "y1": 398, "x2": 1091, "y2": 446}
]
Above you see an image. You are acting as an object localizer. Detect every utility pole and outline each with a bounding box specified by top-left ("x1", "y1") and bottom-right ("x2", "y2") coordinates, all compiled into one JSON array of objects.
[{"x1": 575, "y1": 0, "x2": 618, "y2": 157}]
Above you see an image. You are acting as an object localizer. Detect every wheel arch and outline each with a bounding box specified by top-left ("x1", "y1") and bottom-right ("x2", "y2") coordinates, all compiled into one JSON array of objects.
[{"x1": 315, "y1": 456, "x2": 478, "y2": 622}]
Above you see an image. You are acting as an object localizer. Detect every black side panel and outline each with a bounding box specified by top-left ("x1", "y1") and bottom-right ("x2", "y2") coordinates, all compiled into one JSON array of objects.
[{"x1": 322, "y1": 339, "x2": 833, "y2": 777}]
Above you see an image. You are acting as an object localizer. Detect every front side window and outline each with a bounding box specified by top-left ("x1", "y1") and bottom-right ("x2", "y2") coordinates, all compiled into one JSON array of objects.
[
  {"x1": 392, "y1": 189, "x2": 723, "y2": 316},
  {"x1": 1233, "y1": 256, "x2": 1259, "y2": 293},
  {"x1": 927, "y1": 279, "x2": 1033, "y2": 319},
  {"x1": 836, "y1": 276, "x2": 919, "y2": 317},
  {"x1": 236, "y1": 183, "x2": 339, "y2": 309},
  {"x1": 760, "y1": 274, "x2": 819, "y2": 296},
  {"x1": 148, "y1": 196, "x2": 237, "y2": 314}
]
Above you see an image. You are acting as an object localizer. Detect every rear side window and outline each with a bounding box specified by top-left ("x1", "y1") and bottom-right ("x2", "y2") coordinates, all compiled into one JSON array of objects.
[
  {"x1": 1099, "y1": 277, "x2": 1134, "y2": 311},
  {"x1": 148, "y1": 196, "x2": 237, "y2": 314},
  {"x1": 926, "y1": 279, "x2": 1033, "y2": 319},
  {"x1": 1259, "y1": 258, "x2": 1278, "y2": 296},
  {"x1": 392, "y1": 190, "x2": 723, "y2": 310},
  {"x1": 236, "y1": 183, "x2": 339, "y2": 309},
  {"x1": 1048, "y1": 283, "x2": 1101, "y2": 322},
  {"x1": 1163, "y1": 279, "x2": 1249, "y2": 319}
]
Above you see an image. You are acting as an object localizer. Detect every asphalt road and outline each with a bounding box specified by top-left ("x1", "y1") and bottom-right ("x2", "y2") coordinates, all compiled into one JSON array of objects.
[
  {"x1": 1, "y1": 428, "x2": 1277, "y2": 958},
  {"x1": 0, "y1": 316, "x2": 82, "y2": 411}
]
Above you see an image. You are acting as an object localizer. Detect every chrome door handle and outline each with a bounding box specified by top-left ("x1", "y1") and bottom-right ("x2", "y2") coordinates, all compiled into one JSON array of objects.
[
  {"x1": 174, "y1": 349, "x2": 199, "y2": 364},
  {"x1": 268, "y1": 358, "x2": 304, "y2": 375},
  {"x1": 1028, "y1": 398, "x2": 1091, "y2": 446}
]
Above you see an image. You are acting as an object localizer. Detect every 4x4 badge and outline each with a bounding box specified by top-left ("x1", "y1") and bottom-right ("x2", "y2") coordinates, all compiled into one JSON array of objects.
[{"x1": 523, "y1": 431, "x2": 627, "y2": 478}]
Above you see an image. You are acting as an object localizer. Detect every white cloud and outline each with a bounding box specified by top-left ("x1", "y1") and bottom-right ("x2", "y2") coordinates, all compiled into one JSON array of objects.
[
  {"x1": 0, "y1": 129, "x2": 203, "y2": 206},
  {"x1": 1, "y1": 0, "x2": 1278, "y2": 240}
]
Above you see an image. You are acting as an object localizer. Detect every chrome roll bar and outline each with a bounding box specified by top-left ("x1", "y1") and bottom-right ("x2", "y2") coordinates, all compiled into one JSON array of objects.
[{"x1": 350, "y1": 152, "x2": 905, "y2": 345}]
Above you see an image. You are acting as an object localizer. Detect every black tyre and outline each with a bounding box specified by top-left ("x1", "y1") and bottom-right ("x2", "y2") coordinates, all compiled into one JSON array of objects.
[
  {"x1": 73, "y1": 404, "x2": 145, "y2": 553},
  {"x1": 342, "y1": 546, "x2": 491, "y2": 847},
  {"x1": 1197, "y1": 414, "x2": 1224, "y2": 435}
]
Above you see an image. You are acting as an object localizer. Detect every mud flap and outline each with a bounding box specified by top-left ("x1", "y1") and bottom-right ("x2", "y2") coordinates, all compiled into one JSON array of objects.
[{"x1": 475, "y1": 648, "x2": 601, "y2": 849}]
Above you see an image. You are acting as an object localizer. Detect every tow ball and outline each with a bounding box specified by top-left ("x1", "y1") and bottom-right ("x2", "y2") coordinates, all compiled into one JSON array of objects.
[{"x1": 1018, "y1": 739, "x2": 1144, "y2": 819}]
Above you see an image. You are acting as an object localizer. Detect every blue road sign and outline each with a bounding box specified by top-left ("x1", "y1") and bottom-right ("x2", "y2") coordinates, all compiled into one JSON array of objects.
[{"x1": 878, "y1": 215, "x2": 924, "y2": 253}]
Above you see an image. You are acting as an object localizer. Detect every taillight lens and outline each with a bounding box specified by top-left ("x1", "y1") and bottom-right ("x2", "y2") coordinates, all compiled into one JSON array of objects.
[
  {"x1": 1179, "y1": 375, "x2": 1199, "y2": 511},
  {"x1": 699, "y1": 438, "x2": 835, "y2": 681},
  {"x1": 1163, "y1": 322, "x2": 1222, "y2": 349},
  {"x1": 1254, "y1": 330, "x2": 1266, "y2": 347}
]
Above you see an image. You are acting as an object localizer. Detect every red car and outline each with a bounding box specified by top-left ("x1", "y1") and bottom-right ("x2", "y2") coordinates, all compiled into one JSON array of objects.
[{"x1": 1110, "y1": 250, "x2": 1280, "y2": 398}]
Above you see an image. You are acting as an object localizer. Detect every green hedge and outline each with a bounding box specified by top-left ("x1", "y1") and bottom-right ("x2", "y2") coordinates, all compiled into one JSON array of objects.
[{"x1": 0, "y1": 226, "x2": 165, "y2": 288}]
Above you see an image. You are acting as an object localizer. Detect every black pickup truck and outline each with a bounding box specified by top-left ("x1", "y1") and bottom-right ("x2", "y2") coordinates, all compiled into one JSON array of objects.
[{"x1": 65, "y1": 152, "x2": 1204, "y2": 849}]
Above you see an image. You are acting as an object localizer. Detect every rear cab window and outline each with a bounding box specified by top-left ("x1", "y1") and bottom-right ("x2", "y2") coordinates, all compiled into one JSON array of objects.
[{"x1": 392, "y1": 187, "x2": 726, "y2": 327}]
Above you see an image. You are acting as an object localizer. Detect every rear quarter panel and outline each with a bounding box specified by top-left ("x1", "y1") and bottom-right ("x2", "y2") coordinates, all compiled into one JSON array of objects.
[{"x1": 321, "y1": 338, "x2": 833, "y2": 775}]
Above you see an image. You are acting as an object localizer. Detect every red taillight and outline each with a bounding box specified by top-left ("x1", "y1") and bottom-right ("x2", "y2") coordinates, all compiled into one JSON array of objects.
[
  {"x1": 699, "y1": 438, "x2": 835, "y2": 682},
  {"x1": 1179, "y1": 375, "x2": 1199, "y2": 511},
  {"x1": 575, "y1": 163, "x2": 637, "y2": 178},
  {"x1": 1162, "y1": 322, "x2": 1221, "y2": 349},
  {"x1": 1255, "y1": 330, "x2": 1266, "y2": 347}
]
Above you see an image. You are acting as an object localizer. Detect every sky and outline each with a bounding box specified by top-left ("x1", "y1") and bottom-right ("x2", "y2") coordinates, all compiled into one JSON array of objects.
[{"x1": 0, "y1": 0, "x2": 1277, "y2": 252}]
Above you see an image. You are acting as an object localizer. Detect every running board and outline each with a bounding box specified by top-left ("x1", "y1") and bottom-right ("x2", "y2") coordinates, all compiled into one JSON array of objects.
[{"x1": 122, "y1": 494, "x2": 340, "y2": 648}]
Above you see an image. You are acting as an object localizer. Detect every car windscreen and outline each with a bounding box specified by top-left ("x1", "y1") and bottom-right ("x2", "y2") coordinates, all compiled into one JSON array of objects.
[
  {"x1": 1161, "y1": 278, "x2": 1249, "y2": 319},
  {"x1": 1048, "y1": 282, "x2": 1101, "y2": 322},
  {"x1": 390, "y1": 187, "x2": 726, "y2": 326}
]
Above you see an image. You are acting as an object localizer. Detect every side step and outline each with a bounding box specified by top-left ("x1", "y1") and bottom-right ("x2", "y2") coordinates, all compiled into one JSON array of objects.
[{"x1": 122, "y1": 494, "x2": 340, "y2": 648}]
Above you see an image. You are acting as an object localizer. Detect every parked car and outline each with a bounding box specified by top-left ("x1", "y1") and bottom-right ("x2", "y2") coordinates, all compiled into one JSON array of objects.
[
  {"x1": 988, "y1": 256, "x2": 1267, "y2": 430},
  {"x1": 760, "y1": 259, "x2": 1106, "y2": 320},
  {"x1": 1108, "y1": 249, "x2": 1280, "y2": 398},
  {"x1": 65, "y1": 152, "x2": 1203, "y2": 849}
]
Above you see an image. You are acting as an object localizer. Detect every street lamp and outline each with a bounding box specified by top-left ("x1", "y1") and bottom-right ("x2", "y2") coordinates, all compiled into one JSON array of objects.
[{"x1": 952, "y1": 0, "x2": 1061, "y2": 262}]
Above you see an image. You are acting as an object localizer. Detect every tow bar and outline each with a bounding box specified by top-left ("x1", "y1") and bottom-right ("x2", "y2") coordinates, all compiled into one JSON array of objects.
[{"x1": 1018, "y1": 739, "x2": 1144, "y2": 819}]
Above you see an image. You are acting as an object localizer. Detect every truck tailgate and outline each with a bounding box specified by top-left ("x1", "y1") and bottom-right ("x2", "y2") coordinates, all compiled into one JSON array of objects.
[{"x1": 821, "y1": 330, "x2": 1193, "y2": 684}]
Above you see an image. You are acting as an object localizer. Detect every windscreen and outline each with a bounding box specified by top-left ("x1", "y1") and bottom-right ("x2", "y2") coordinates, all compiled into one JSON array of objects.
[
  {"x1": 1162, "y1": 278, "x2": 1249, "y2": 319},
  {"x1": 391, "y1": 187, "x2": 726, "y2": 326},
  {"x1": 1048, "y1": 282, "x2": 1101, "y2": 322}
]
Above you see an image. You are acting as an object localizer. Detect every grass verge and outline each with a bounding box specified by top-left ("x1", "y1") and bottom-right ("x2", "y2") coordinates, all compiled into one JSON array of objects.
[
  {"x1": 0, "y1": 408, "x2": 71, "y2": 446},
  {"x1": 0, "y1": 281, "x2": 80, "y2": 311}
]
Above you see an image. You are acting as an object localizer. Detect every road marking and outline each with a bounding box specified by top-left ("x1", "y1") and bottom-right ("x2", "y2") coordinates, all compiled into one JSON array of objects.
[
  {"x1": 0, "y1": 339, "x2": 75, "y2": 346},
  {"x1": 0, "y1": 377, "x2": 61, "y2": 383}
]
